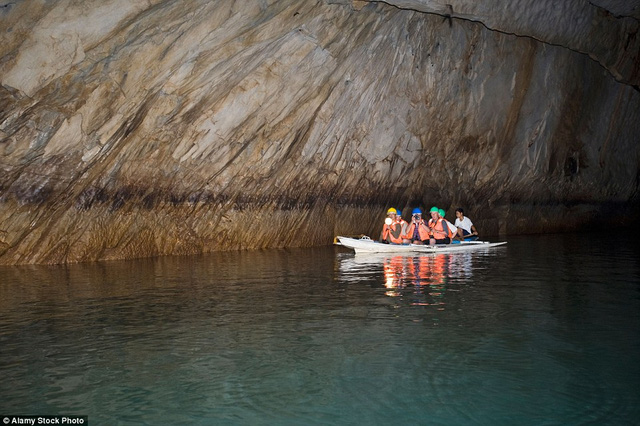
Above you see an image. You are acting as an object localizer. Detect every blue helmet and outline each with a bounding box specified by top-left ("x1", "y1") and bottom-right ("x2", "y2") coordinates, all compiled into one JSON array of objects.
[{"x1": 412, "y1": 208, "x2": 422, "y2": 215}]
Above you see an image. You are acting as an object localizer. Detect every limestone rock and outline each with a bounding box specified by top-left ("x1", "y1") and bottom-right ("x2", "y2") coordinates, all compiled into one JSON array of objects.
[
  {"x1": 379, "y1": 0, "x2": 640, "y2": 87},
  {"x1": 0, "y1": 0, "x2": 639, "y2": 264}
]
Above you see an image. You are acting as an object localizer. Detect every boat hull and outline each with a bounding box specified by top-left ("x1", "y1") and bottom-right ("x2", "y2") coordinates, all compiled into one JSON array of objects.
[{"x1": 335, "y1": 236, "x2": 507, "y2": 254}]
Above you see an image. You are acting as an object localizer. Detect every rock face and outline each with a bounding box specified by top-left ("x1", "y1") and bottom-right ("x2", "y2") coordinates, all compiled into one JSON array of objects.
[
  {"x1": 1, "y1": 0, "x2": 639, "y2": 264},
  {"x1": 380, "y1": 0, "x2": 640, "y2": 87}
]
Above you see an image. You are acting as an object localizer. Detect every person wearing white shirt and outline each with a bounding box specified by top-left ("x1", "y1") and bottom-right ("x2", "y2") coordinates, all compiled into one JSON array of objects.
[{"x1": 454, "y1": 208, "x2": 478, "y2": 240}]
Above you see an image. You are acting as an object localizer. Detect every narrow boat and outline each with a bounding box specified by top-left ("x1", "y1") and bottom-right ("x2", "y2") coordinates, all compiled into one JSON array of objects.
[{"x1": 335, "y1": 236, "x2": 507, "y2": 254}]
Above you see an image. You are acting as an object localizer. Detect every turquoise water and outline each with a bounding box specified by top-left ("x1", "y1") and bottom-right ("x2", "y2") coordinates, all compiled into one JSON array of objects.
[{"x1": 1, "y1": 233, "x2": 639, "y2": 425}]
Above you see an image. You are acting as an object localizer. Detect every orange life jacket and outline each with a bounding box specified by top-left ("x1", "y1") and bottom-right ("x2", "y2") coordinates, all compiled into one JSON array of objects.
[
  {"x1": 429, "y1": 218, "x2": 453, "y2": 240},
  {"x1": 403, "y1": 221, "x2": 431, "y2": 241},
  {"x1": 382, "y1": 221, "x2": 404, "y2": 244}
]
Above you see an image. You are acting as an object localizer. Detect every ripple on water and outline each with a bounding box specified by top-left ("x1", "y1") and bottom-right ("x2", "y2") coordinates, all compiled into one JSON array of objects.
[
  {"x1": 0, "y1": 235, "x2": 638, "y2": 424},
  {"x1": 400, "y1": 331, "x2": 638, "y2": 425}
]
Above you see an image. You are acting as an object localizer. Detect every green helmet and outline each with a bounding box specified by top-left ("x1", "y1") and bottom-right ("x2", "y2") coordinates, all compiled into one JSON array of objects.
[
  {"x1": 438, "y1": 208, "x2": 445, "y2": 217},
  {"x1": 429, "y1": 206, "x2": 439, "y2": 213}
]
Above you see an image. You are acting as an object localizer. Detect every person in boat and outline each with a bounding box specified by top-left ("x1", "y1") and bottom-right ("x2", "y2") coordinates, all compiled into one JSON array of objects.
[
  {"x1": 454, "y1": 207, "x2": 478, "y2": 241},
  {"x1": 427, "y1": 206, "x2": 453, "y2": 245},
  {"x1": 439, "y1": 208, "x2": 458, "y2": 238},
  {"x1": 402, "y1": 208, "x2": 431, "y2": 244},
  {"x1": 379, "y1": 208, "x2": 404, "y2": 244},
  {"x1": 396, "y1": 209, "x2": 409, "y2": 237}
]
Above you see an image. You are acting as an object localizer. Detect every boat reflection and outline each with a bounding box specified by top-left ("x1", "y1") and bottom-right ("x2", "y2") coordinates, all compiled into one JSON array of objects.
[
  {"x1": 337, "y1": 252, "x2": 476, "y2": 308},
  {"x1": 383, "y1": 255, "x2": 451, "y2": 307}
]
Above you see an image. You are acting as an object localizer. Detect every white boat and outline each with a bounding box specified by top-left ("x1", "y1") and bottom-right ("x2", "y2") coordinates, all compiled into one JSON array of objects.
[{"x1": 335, "y1": 236, "x2": 507, "y2": 254}]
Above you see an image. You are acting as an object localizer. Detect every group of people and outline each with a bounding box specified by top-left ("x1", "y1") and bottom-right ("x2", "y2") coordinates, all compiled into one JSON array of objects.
[{"x1": 380, "y1": 206, "x2": 478, "y2": 245}]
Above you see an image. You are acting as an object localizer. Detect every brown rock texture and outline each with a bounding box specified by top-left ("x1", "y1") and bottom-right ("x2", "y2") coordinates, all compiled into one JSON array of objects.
[{"x1": 1, "y1": 0, "x2": 639, "y2": 264}]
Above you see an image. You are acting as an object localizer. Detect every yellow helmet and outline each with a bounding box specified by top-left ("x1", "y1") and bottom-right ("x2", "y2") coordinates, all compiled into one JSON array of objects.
[{"x1": 387, "y1": 208, "x2": 397, "y2": 215}]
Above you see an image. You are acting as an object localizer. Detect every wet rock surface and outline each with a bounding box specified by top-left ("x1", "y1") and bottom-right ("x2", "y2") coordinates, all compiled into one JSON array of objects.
[{"x1": 1, "y1": 0, "x2": 639, "y2": 264}]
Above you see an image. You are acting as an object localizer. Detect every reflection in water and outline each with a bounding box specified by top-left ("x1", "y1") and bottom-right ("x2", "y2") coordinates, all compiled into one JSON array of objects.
[
  {"x1": 1, "y1": 235, "x2": 639, "y2": 425},
  {"x1": 338, "y1": 251, "x2": 479, "y2": 308},
  {"x1": 382, "y1": 255, "x2": 449, "y2": 306}
]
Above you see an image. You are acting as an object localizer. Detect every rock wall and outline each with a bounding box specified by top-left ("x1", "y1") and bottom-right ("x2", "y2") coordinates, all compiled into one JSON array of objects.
[
  {"x1": 379, "y1": 0, "x2": 640, "y2": 87},
  {"x1": 1, "y1": 0, "x2": 639, "y2": 264}
]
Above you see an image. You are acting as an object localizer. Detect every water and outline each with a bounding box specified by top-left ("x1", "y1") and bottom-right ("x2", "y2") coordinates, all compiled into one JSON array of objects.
[{"x1": 1, "y1": 233, "x2": 639, "y2": 425}]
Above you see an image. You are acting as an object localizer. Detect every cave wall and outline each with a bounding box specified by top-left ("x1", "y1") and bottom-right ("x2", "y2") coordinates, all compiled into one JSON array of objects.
[
  {"x1": 379, "y1": 0, "x2": 640, "y2": 87},
  {"x1": 1, "y1": 0, "x2": 639, "y2": 264}
]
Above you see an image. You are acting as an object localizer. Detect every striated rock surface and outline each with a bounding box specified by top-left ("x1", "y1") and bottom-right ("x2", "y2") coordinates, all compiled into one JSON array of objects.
[
  {"x1": 1, "y1": 0, "x2": 639, "y2": 264},
  {"x1": 379, "y1": 0, "x2": 640, "y2": 87}
]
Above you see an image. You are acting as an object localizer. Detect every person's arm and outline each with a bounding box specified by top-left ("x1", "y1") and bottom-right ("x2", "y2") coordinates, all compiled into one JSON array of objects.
[
  {"x1": 400, "y1": 223, "x2": 411, "y2": 240},
  {"x1": 421, "y1": 220, "x2": 431, "y2": 235},
  {"x1": 447, "y1": 221, "x2": 457, "y2": 236}
]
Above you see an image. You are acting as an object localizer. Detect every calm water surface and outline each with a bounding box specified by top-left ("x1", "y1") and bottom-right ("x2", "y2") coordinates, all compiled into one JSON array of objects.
[{"x1": 1, "y1": 233, "x2": 639, "y2": 425}]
